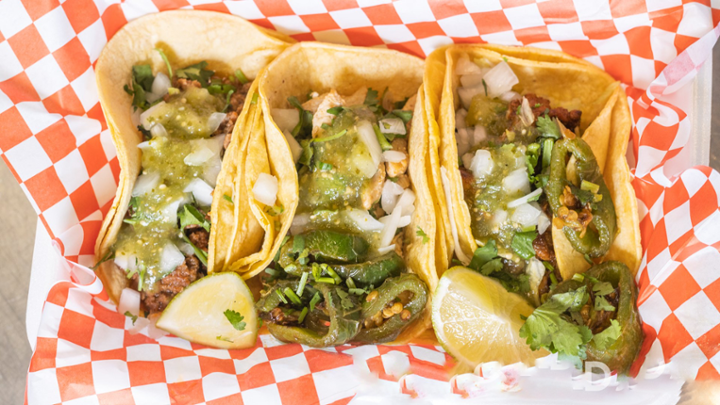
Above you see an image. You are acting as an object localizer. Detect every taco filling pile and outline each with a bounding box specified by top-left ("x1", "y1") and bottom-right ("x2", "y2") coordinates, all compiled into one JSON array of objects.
[
  {"x1": 108, "y1": 56, "x2": 253, "y2": 315},
  {"x1": 253, "y1": 87, "x2": 429, "y2": 346}
]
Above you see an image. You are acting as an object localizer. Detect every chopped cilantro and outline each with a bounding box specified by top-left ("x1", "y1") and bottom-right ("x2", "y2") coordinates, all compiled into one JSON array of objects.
[
  {"x1": 179, "y1": 204, "x2": 210, "y2": 232},
  {"x1": 291, "y1": 235, "x2": 305, "y2": 254},
  {"x1": 536, "y1": 115, "x2": 561, "y2": 139},
  {"x1": 316, "y1": 161, "x2": 333, "y2": 171},
  {"x1": 92, "y1": 249, "x2": 115, "y2": 270},
  {"x1": 364, "y1": 88, "x2": 379, "y2": 106},
  {"x1": 469, "y1": 240, "x2": 498, "y2": 272},
  {"x1": 235, "y1": 68, "x2": 249, "y2": 84},
  {"x1": 482, "y1": 78, "x2": 488, "y2": 96},
  {"x1": 155, "y1": 48, "x2": 172, "y2": 79},
  {"x1": 314, "y1": 129, "x2": 347, "y2": 143},
  {"x1": 336, "y1": 288, "x2": 355, "y2": 310},
  {"x1": 592, "y1": 319, "x2": 621, "y2": 350},
  {"x1": 592, "y1": 281, "x2": 614, "y2": 296},
  {"x1": 124, "y1": 311, "x2": 138, "y2": 324},
  {"x1": 175, "y1": 61, "x2": 214, "y2": 85},
  {"x1": 594, "y1": 296, "x2": 616, "y2": 312},
  {"x1": 372, "y1": 124, "x2": 393, "y2": 151},
  {"x1": 298, "y1": 139, "x2": 314, "y2": 166},
  {"x1": 416, "y1": 226, "x2": 430, "y2": 244},
  {"x1": 391, "y1": 110, "x2": 413, "y2": 123},
  {"x1": 511, "y1": 230, "x2": 537, "y2": 260},
  {"x1": 223, "y1": 309, "x2": 246, "y2": 331},
  {"x1": 223, "y1": 194, "x2": 233, "y2": 204},
  {"x1": 327, "y1": 106, "x2": 344, "y2": 115},
  {"x1": 288, "y1": 96, "x2": 313, "y2": 138}
]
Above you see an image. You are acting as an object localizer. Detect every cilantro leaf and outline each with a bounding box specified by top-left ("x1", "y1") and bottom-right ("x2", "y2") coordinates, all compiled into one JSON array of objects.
[
  {"x1": 336, "y1": 288, "x2": 355, "y2": 310},
  {"x1": 416, "y1": 226, "x2": 430, "y2": 244},
  {"x1": 469, "y1": 240, "x2": 498, "y2": 273},
  {"x1": 536, "y1": 115, "x2": 560, "y2": 139},
  {"x1": 391, "y1": 110, "x2": 413, "y2": 123},
  {"x1": 592, "y1": 319, "x2": 621, "y2": 350},
  {"x1": 124, "y1": 311, "x2": 138, "y2": 324},
  {"x1": 223, "y1": 309, "x2": 246, "y2": 331},
  {"x1": 178, "y1": 204, "x2": 210, "y2": 232},
  {"x1": 592, "y1": 281, "x2": 615, "y2": 296},
  {"x1": 519, "y1": 286, "x2": 592, "y2": 357},
  {"x1": 594, "y1": 296, "x2": 616, "y2": 312},
  {"x1": 175, "y1": 61, "x2": 214, "y2": 85},
  {"x1": 480, "y1": 258, "x2": 503, "y2": 276},
  {"x1": 291, "y1": 235, "x2": 305, "y2": 254},
  {"x1": 298, "y1": 139, "x2": 314, "y2": 166},
  {"x1": 364, "y1": 88, "x2": 379, "y2": 106},
  {"x1": 288, "y1": 96, "x2": 313, "y2": 138},
  {"x1": 511, "y1": 231, "x2": 537, "y2": 260},
  {"x1": 155, "y1": 48, "x2": 172, "y2": 79}
]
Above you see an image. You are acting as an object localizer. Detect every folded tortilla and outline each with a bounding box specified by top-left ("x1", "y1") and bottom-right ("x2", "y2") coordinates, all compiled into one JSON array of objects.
[
  {"x1": 239, "y1": 42, "x2": 435, "y2": 342},
  {"x1": 93, "y1": 10, "x2": 293, "y2": 304},
  {"x1": 423, "y1": 44, "x2": 642, "y2": 281}
]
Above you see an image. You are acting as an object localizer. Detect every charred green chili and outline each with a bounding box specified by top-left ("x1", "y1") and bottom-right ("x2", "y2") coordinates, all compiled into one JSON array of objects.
[
  {"x1": 547, "y1": 138, "x2": 616, "y2": 258},
  {"x1": 331, "y1": 252, "x2": 404, "y2": 288},
  {"x1": 352, "y1": 273, "x2": 428, "y2": 344},
  {"x1": 257, "y1": 282, "x2": 362, "y2": 347},
  {"x1": 550, "y1": 261, "x2": 642, "y2": 374}
]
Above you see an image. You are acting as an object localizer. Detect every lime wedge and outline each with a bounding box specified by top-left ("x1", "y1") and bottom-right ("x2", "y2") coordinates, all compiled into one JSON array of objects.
[
  {"x1": 432, "y1": 267, "x2": 547, "y2": 368},
  {"x1": 156, "y1": 272, "x2": 257, "y2": 349}
]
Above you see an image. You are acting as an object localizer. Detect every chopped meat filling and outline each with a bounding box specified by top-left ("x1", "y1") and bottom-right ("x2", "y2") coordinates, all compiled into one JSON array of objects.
[
  {"x1": 185, "y1": 225, "x2": 209, "y2": 251},
  {"x1": 506, "y1": 93, "x2": 582, "y2": 131},
  {"x1": 138, "y1": 255, "x2": 205, "y2": 315}
]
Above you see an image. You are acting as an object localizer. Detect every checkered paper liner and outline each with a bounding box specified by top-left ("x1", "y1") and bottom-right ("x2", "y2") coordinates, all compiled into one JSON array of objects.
[{"x1": 1, "y1": 0, "x2": 719, "y2": 403}]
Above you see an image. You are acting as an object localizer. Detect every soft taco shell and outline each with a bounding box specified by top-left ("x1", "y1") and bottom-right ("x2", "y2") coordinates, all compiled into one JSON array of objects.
[
  {"x1": 246, "y1": 42, "x2": 434, "y2": 342},
  {"x1": 93, "y1": 10, "x2": 293, "y2": 303},
  {"x1": 427, "y1": 44, "x2": 642, "y2": 284}
]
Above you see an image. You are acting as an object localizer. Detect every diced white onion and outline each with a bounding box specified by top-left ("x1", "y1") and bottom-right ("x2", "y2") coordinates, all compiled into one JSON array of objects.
[
  {"x1": 502, "y1": 167, "x2": 530, "y2": 195},
  {"x1": 378, "y1": 206, "x2": 402, "y2": 249},
  {"x1": 146, "y1": 72, "x2": 171, "y2": 103},
  {"x1": 492, "y1": 209, "x2": 508, "y2": 227},
  {"x1": 377, "y1": 244, "x2": 396, "y2": 255},
  {"x1": 398, "y1": 215, "x2": 411, "y2": 228},
  {"x1": 284, "y1": 130, "x2": 302, "y2": 163},
  {"x1": 456, "y1": 127, "x2": 470, "y2": 157},
  {"x1": 207, "y1": 112, "x2": 227, "y2": 134},
  {"x1": 461, "y1": 153, "x2": 473, "y2": 170},
  {"x1": 507, "y1": 188, "x2": 543, "y2": 209},
  {"x1": 520, "y1": 97, "x2": 534, "y2": 127},
  {"x1": 357, "y1": 120, "x2": 383, "y2": 178},
  {"x1": 273, "y1": 109, "x2": 300, "y2": 133},
  {"x1": 160, "y1": 242, "x2": 185, "y2": 274},
  {"x1": 526, "y1": 258, "x2": 545, "y2": 296},
  {"x1": 455, "y1": 109, "x2": 468, "y2": 129},
  {"x1": 538, "y1": 212, "x2": 551, "y2": 235},
  {"x1": 458, "y1": 85, "x2": 484, "y2": 110},
  {"x1": 184, "y1": 145, "x2": 214, "y2": 166},
  {"x1": 511, "y1": 203, "x2": 541, "y2": 228},
  {"x1": 128, "y1": 316, "x2": 150, "y2": 335},
  {"x1": 455, "y1": 56, "x2": 484, "y2": 76},
  {"x1": 161, "y1": 200, "x2": 181, "y2": 225},
  {"x1": 184, "y1": 178, "x2": 214, "y2": 206},
  {"x1": 382, "y1": 150, "x2": 406, "y2": 163},
  {"x1": 290, "y1": 213, "x2": 310, "y2": 235},
  {"x1": 118, "y1": 288, "x2": 141, "y2": 317},
  {"x1": 381, "y1": 180, "x2": 404, "y2": 214},
  {"x1": 395, "y1": 188, "x2": 416, "y2": 216},
  {"x1": 209, "y1": 134, "x2": 225, "y2": 155},
  {"x1": 252, "y1": 173, "x2": 278, "y2": 207},
  {"x1": 132, "y1": 172, "x2": 160, "y2": 196},
  {"x1": 460, "y1": 73, "x2": 485, "y2": 88},
  {"x1": 500, "y1": 91, "x2": 521, "y2": 103},
  {"x1": 140, "y1": 101, "x2": 166, "y2": 130},
  {"x1": 113, "y1": 253, "x2": 137, "y2": 273},
  {"x1": 347, "y1": 209, "x2": 384, "y2": 232},
  {"x1": 150, "y1": 123, "x2": 167, "y2": 138},
  {"x1": 441, "y1": 167, "x2": 470, "y2": 265},
  {"x1": 378, "y1": 118, "x2": 406, "y2": 135},
  {"x1": 202, "y1": 160, "x2": 222, "y2": 187},
  {"x1": 470, "y1": 149, "x2": 494, "y2": 179},
  {"x1": 137, "y1": 140, "x2": 152, "y2": 150},
  {"x1": 178, "y1": 242, "x2": 195, "y2": 257},
  {"x1": 472, "y1": 125, "x2": 487, "y2": 145},
  {"x1": 482, "y1": 61, "x2": 519, "y2": 98}
]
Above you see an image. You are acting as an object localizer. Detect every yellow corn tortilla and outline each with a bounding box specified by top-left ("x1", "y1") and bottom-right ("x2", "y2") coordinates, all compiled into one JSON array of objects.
[
  {"x1": 425, "y1": 44, "x2": 642, "y2": 285},
  {"x1": 93, "y1": 10, "x2": 293, "y2": 304},
  {"x1": 244, "y1": 42, "x2": 434, "y2": 342}
]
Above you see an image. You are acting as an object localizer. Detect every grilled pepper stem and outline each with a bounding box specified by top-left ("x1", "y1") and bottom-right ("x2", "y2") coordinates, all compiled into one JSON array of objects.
[
  {"x1": 547, "y1": 138, "x2": 616, "y2": 257},
  {"x1": 353, "y1": 273, "x2": 428, "y2": 344},
  {"x1": 260, "y1": 283, "x2": 361, "y2": 347},
  {"x1": 551, "y1": 261, "x2": 643, "y2": 374}
]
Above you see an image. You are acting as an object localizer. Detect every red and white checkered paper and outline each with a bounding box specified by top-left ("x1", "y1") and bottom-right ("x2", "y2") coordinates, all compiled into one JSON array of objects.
[{"x1": 2, "y1": 0, "x2": 719, "y2": 403}]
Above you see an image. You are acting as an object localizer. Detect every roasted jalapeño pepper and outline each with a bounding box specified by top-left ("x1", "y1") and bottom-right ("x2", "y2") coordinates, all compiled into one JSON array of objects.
[
  {"x1": 278, "y1": 230, "x2": 370, "y2": 275},
  {"x1": 550, "y1": 261, "x2": 642, "y2": 374},
  {"x1": 257, "y1": 281, "x2": 361, "y2": 347},
  {"x1": 352, "y1": 273, "x2": 428, "y2": 344},
  {"x1": 547, "y1": 138, "x2": 616, "y2": 258},
  {"x1": 331, "y1": 251, "x2": 404, "y2": 288}
]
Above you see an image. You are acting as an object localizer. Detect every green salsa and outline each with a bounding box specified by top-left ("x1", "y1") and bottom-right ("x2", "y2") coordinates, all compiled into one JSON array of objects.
[{"x1": 112, "y1": 85, "x2": 225, "y2": 292}]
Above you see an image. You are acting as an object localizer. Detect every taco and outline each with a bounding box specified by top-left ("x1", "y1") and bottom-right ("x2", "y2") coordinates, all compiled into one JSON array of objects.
[
  {"x1": 425, "y1": 44, "x2": 642, "y2": 306},
  {"x1": 93, "y1": 11, "x2": 293, "y2": 327},
  {"x1": 241, "y1": 42, "x2": 436, "y2": 346}
]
